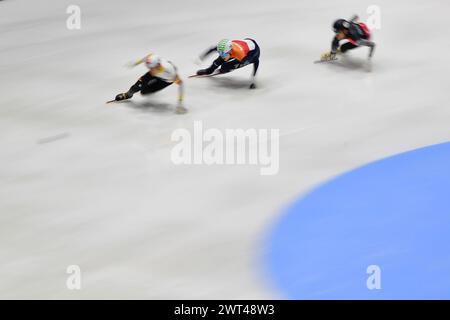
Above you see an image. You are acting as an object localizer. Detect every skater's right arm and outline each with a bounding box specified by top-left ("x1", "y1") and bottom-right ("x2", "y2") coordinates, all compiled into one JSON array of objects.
[
  {"x1": 356, "y1": 39, "x2": 376, "y2": 58},
  {"x1": 196, "y1": 56, "x2": 224, "y2": 75},
  {"x1": 349, "y1": 14, "x2": 359, "y2": 23}
]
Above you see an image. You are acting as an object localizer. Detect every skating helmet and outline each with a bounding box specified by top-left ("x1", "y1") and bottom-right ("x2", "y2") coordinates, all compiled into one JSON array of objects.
[
  {"x1": 217, "y1": 39, "x2": 232, "y2": 58},
  {"x1": 145, "y1": 54, "x2": 161, "y2": 69},
  {"x1": 333, "y1": 19, "x2": 350, "y2": 33}
]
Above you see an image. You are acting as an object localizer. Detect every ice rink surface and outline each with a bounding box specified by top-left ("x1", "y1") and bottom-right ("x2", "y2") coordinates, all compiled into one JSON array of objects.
[{"x1": 1, "y1": 0, "x2": 449, "y2": 298}]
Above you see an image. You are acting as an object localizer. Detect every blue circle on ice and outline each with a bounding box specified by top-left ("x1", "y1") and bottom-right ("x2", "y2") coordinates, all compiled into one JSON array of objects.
[{"x1": 265, "y1": 141, "x2": 450, "y2": 299}]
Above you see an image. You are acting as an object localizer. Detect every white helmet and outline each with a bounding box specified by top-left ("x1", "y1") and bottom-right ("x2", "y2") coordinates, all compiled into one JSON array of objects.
[{"x1": 145, "y1": 54, "x2": 161, "y2": 68}]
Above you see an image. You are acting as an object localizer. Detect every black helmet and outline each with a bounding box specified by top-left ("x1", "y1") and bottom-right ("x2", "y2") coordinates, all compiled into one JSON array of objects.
[{"x1": 333, "y1": 19, "x2": 350, "y2": 33}]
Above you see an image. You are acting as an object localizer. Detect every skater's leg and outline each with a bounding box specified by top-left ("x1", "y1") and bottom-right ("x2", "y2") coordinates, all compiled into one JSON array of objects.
[
  {"x1": 197, "y1": 57, "x2": 224, "y2": 75},
  {"x1": 130, "y1": 72, "x2": 156, "y2": 95},
  {"x1": 341, "y1": 40, "x2": 375, "y2": 59},
  {"x1": 115, "y1": 73, "x2": 152, "y2": 101},
  {"x1": 356, "y1": 39, "x2": 376, "y2": 59},
  {"x1": 115, "y1": 73, "x2": 172, "y2": 101},
  {"x1": 140, "y1": 78, "x2": 172, "y2": 95}
]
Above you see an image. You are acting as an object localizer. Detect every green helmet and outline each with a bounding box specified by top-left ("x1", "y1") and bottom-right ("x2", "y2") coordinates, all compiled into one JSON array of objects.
[{"x1": 217, "y1": 39, "x2": 232, "y2": 57}]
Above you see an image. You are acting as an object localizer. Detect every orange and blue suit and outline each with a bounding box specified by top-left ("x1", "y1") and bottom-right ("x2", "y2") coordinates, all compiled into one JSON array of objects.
[{"x1": 199, "y1": 38, "x2": 260, "y2": 77}]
